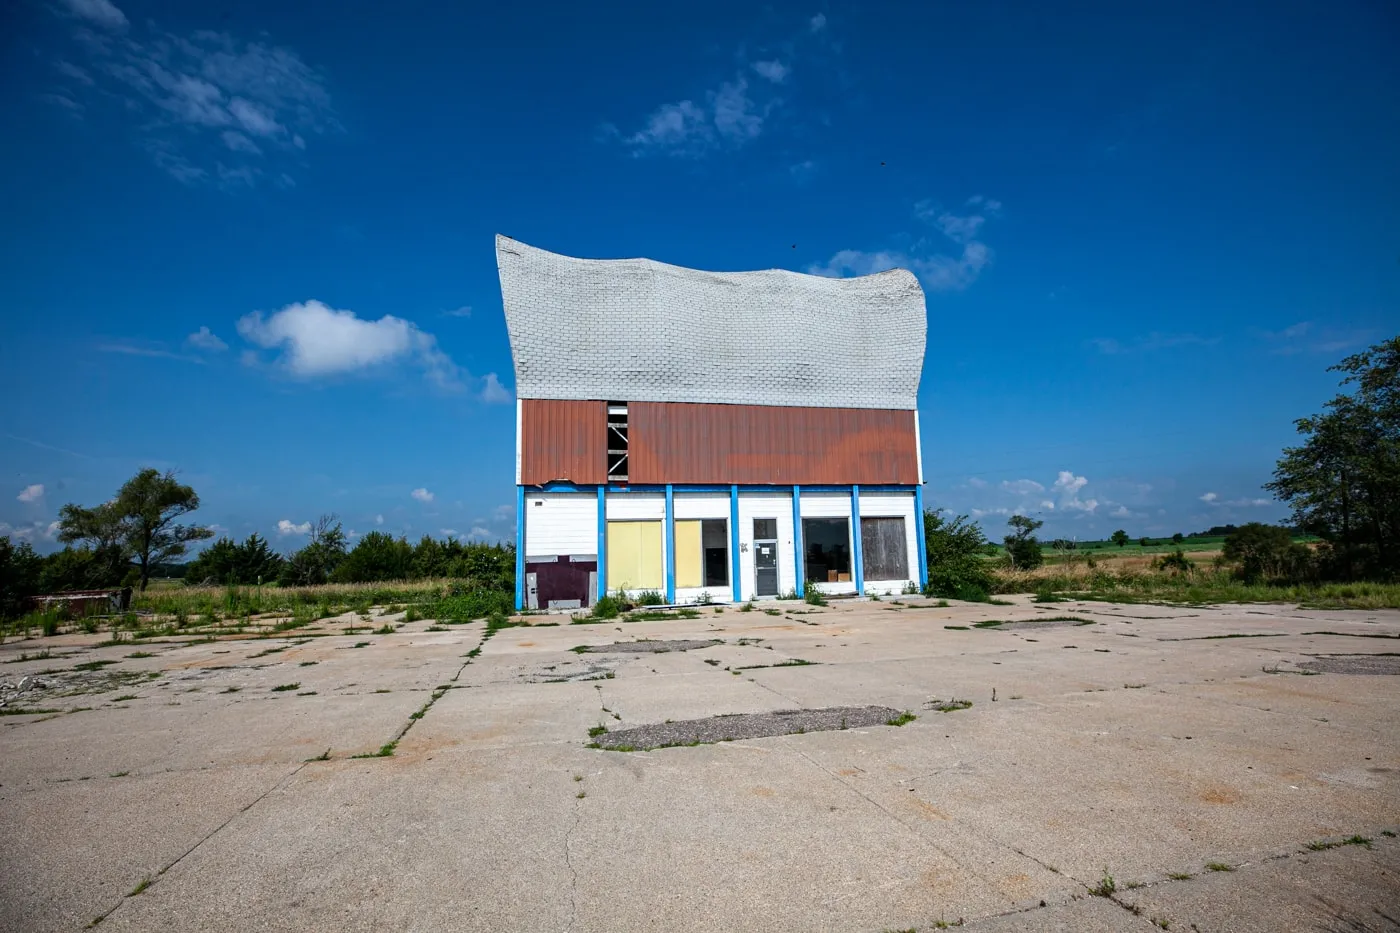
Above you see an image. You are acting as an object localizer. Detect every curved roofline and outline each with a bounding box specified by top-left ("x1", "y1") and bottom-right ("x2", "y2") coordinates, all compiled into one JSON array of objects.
[{"x1": 496, "y1": 235, "x2": 927, "y2": 411}]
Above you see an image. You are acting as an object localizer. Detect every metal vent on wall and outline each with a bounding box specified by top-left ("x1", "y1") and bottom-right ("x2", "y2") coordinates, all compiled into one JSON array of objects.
[{"x1": 607, "y1": 402, "x2": 628, "y2": 482}]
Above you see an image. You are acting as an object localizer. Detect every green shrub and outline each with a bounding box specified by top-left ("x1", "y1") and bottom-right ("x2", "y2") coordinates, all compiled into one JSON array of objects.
[
  {"x1": 634, "y1": 590, "x2": 665, "y2": 606},
  {"x1": 803, "y1": 587, "x2": 827, "y2": 606},
  {"x1": 922, "y1": 511, "x2": 997, "y2": 599},
  {"x1": 591, "y1": 596, "x2": 622, "y2": 619},
  {"x1": 1152, "y1": 549, "x2": 1195, "y2": 575}
]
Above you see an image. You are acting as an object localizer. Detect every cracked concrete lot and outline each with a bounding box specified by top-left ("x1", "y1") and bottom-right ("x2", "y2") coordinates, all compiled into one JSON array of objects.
[{"x1": 2, "y1": 596, "x2": 1399, "y2": 932}]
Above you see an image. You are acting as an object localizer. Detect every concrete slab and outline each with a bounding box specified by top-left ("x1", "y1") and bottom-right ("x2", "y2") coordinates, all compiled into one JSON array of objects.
[{"x1": 2, "y1": 599, "x2": 1397, "y2": 932}]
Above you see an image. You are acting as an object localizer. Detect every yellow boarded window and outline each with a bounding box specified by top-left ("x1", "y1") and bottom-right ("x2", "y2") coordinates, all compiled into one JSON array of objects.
[
  {"x1": 607, "y1": 521, "x2": 663, "y2": 592},
  {"x1": 674, "y1": 520, "x2": 703, "y2": 588}
]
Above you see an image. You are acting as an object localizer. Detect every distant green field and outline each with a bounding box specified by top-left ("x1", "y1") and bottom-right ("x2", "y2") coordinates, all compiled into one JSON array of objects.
[{"x1": 985, "y1": 534, "x2": 1319, "y2": 562}]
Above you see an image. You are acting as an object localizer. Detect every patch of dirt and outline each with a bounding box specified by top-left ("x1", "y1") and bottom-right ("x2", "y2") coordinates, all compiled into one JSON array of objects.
[
  {"x1": 589, "y1": 705, "x2": 908, "y2": 750},
  {"x1": 579, "y1": 639, "x2": 722, "y2": 654},
  {"x1": 1298, "y1": 655, "x2": 1400, "y2": 675}
]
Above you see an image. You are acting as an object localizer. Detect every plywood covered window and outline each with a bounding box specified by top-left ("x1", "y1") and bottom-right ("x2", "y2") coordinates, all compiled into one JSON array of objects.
[
  {"x1": 607, "y1": 521, "x2": 663, "y2": 592},
  {"x1": 861, "y1": 517, "x2": 909, "y2": 581},
  {"x1": 675, "y1": 519, "x2": 728, "y2": 588}
]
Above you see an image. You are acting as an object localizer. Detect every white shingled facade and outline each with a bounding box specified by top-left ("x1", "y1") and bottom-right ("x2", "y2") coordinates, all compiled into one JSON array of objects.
[{"x1": 496, "y1": 235, "x2": 927, "y2": 410}]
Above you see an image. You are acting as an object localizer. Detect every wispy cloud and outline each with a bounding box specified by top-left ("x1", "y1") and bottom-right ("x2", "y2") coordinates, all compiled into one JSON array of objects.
[
  {"x1": 1200, "y1": 491, "x2": 1273, "y2": 507},
  {"x1": 752, "y1": 60, "x2": 789, "y2": 83},
  {"x1": 237, "y1": 300, "x2": 462, "y2": 390},
  {"x1": 441, "y1": 306, "x2": 473, "y2": 318},
  {"x1": 1000, "y1": 479, "x2": 1044, "y2": 495},
  {"x1": 809, "y1": 13, "x2": 827, "y2": 32},
  {"x1": 97, "y1": 341, "x2": 206, "y2": 364},
  {"x1": 479, "y1": 373, "x2": 512, "y2": 404},
  {"x1": 809, "y1": 195, "x2": 999, "y2": 291},
  {"x1": 1091, "y1": 333, "x2": 1217, "y2": 354},
  {"x1": 47, "y1": 3, "x2": 337, "y2": 186},
  {"x1": 55, "y1": 0, "x2": 128, "y2": 29},
  {"x1": 1254, "y1": 321, "x2": 1373, "y2": 356},
  {"x1": 186, "y1": 326, "x2": 228, "y2": 351},
  {"x1": 619, "y1": 76, "x2": 768, "y2": 158}
]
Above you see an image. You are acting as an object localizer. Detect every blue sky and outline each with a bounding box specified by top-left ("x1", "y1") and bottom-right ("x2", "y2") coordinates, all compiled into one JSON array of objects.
[{"x1": 2, "y1": 0, "x2": 1396, "y2": 552}]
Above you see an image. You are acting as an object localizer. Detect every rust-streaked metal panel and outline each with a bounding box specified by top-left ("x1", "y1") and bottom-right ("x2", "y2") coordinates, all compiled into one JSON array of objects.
[
  {"x1": 520, "y1": 399, "x2": 606, "y2": 485},
  {"x1": 629, "y1": 403, "x2": 918, "y2": 485}
]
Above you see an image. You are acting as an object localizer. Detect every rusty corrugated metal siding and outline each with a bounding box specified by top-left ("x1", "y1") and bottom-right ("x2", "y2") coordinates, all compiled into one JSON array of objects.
[
  {"x1": 520, "y1": 399, "x2": 606, "y2": 485},
  {"x1": 628, "y1": 402, "x2": 918, "y2": 485}
]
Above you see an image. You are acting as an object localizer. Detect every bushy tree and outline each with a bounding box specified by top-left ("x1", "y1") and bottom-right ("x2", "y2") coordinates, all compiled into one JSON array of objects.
[
  {"x1": 922, "y1": 511, "x2": 996, "y2": 600},
  {"x1": 279, "y1": 515, "x2": 347, "y2": 586},
  {"x1": 0, "y1": 537, "x2": 43, "y2": 619},
  {"x1": 1267, "y1": 335, "x2": 1400, "y2": 580},
  {"x1": 185, "y1": 533, "x2": 283, "y2": 585},
  {"x1": 57, "y1": 468, "x2": 213, "y2": 591},
  {"x1": 1110, "y1": 529, "x2": 1129, "y2": 548},
  {"x1": 38, "y1": 545, "x2": 126, "y2": 592},
  {"x1": 1004, "y1": 514, "x2": 1044, "y2": 570},
  {"x1": 1138, "y1": 536, "x2": 1151, "y2": 547},
  {"x1": 332, "y1": 531, "x2": 415, "y2": 583},
  {"x1": 1172, "y1": 532, "x2": 1184, "y2": 544},
  {"x1": 1222, "y1": 523, "x2": 1312, "y2": 584}
]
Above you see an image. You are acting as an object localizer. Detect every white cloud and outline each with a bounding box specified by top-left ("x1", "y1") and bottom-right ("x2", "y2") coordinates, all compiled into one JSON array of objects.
[
  {"x1": 809, "y1": 13, "x2": 827, "y2": 31},
  {"x1": 52, "y1": 20, "x2": 336, "y2": 186},
  {"x1": 622, "y1": 74, "x2": 770, "y2": 157},
  {"x1": 186, "y1": 326, "x2": 227, "y2": 351},
  {"x1": 56, "y1": 0, "x2": 128, "y2": 29},
  {"x1": 492, "y1": 504, "x2": 514, "y2": 522},
  {"x1": 970, "y1": 507, "x2": 1011, "y2": 519},
  {"x1": 374, "y1": 514, "x2": 384, "y2": 525},
  {"x1": 277, "y1": 519, "x2": 310, "y2": 536},
  {"x1": 45, "y1": 521, "x2": 62, "y2": 540},
  {"x1": 1199, "y1": 492, "x2": 1218, "y2": 503},
  {"x1": 479, "y1": 373, "x2": 512, "y2": 404},
  {"x1": 410, "y1": 488, "x2": 434, "y2": 503},
  {"x1": 17, "y1": 484, "x2": 45, "y2": 503},
  {"x1": 1001, "y1": 479, "x2": 1044, "y2": 495},
  {"x1": 439, "y1": 528, "x2": 457, "y2": 537},
  {"x1": 1109, "y1": 505, "x2": 1134, "y2": 519},
  {"x1": 467, "y1": 526, "x2": 493, "y2": 540},
  {"x1": 1200, "y1": 492, "x2": 1274, "y2": 508},
  {"x1": 1051, "y1": 471, "x2": 1098, "y2": 513},
  {"x1": 1040, "y1": 500, "x2": 1056, "y2": 510},
  {"x1": 752, "y1": 60, "x2": 789, "y2": 83},
  {"x1": 237, "y1": 300, "x2": 461, "y2": 389},
  {"x1": 810, "y1": 200, "x2": 998, "y2": 291},
  {"x1": 967, "y1": 477, "x2": 988, "y2": 488}
]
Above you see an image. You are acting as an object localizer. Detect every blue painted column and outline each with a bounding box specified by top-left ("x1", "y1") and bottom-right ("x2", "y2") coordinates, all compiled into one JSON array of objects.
[
  {"x1": 792, "y1": 485, "x2": 804, "y2": 598},
  {"x1": 664, "y1": 484, "x2": 676, "y2": 604},
  {"x1": 914, "y1": 485, "x2": 929, "y2": 589},
  {"x1": 851, "y1": 484, "x2": 864, "y2": 596},
  {"x1": 514, "y1": 485, "x2": 525, "y2": 611},
  {"x1": 729, "y1": 484, "x2": 741, "y2": 602},
  {"x1": 596, "y1": 486, "x2": 607, "y2": 600}
]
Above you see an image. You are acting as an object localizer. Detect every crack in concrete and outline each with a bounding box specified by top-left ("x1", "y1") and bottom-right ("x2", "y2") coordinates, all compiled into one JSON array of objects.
[
  {"x1": 562, "y1": 791, "x2": 585, "y2": 932},
  {"x1": 90, "y1": 761, "x2": 308, "y2": 927}
]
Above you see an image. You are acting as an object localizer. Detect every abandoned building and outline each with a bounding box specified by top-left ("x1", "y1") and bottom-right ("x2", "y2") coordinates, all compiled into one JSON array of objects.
[{"x1": 496, "y1": 235, "x2": 929, "y2": 610}]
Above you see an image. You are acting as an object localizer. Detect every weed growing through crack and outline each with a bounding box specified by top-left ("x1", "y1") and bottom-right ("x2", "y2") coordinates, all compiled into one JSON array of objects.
[
  {"x1": 299, "y1": 661, "x2": 318, "y2": 667},
  {"x1": 73, "y1": 660, "x2": 118, "y2": 672},
  {"x1": 125, "y1": 652, "x2": 154, "y2": 659},
  {"x1": 220, "y1": 686, "x2": 240, "y2": 694},
  {"x1": 587, "y1": 725, "x2": 608, "y2": 738},
  {"x1": 351, "y1": 641, "x2": 371, "y2": 649},
  {"x1": 110, "y1": 771, "x2": 130, "y2": 778},
  {"x1": 111, "y1": 695, "x2": 138, "y2": 702},
  {"x1": 128, "y1": 877, "x2": 151, "y2": 897},
  {"x1": 885, "y1": 711, "x2": 917, "y2": 726},
  {"x1": 271, "y1": 683, "x2": 300, "y2": 692},
  {"x1": 1204, "y1": 862, "x2": 1234, "y2": 872},
  {"x1": 944, "y1": 625, "x2": 970, "y2": 630},
  {"x1": 307, "y1": 749, "x2": 331, "y2": 761},
  {"x1": 1088, "y1": 871, "x2": 1116, "y2": 897},
  {"x1": 576, "y1": 791, "x2": 586, "y2": 799},
  {"x1": 350, "y1": 741, "x2": 397, "y2": 759},
  {"x1": 927, "y1": 699, "x2": 972, "y2": 713},
  {"x1": 1166, "y1": 872, "x2": 1193, "y2": 881},
  {"x1": 372, "y1": 624, "x2": 395, "y2": 635},
  {"x1": 1306, "y1": 835, "x2": 1372, "y2": 851},
  {"x1": 573, "y1": 774, "x2": 583, "y2": 782}
]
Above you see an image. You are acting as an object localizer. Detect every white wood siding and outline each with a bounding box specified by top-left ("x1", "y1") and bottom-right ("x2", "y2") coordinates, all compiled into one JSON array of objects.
[
  {"x1": 738, "y1": 491, "x2": 795, "y2": 598},
  {"x1": 522, "y1": 492, "x2": 597, "y2": 558},
  {"x1": 673, "y1": 492, "x2": 730, "y2": 519},
  {"x1": 798, "y1": 491, "x2": 852, "y2": 518},
  {"x1": 606, "y1": 493, "x2": 665, "y2": 520}
]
